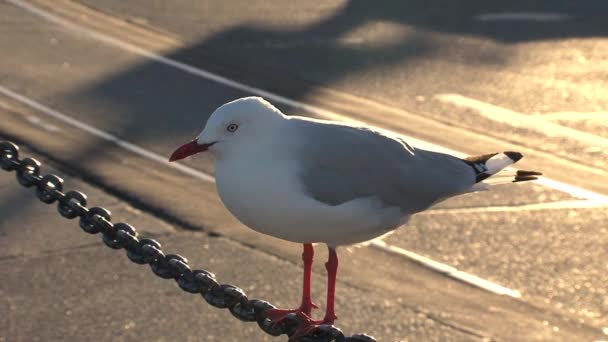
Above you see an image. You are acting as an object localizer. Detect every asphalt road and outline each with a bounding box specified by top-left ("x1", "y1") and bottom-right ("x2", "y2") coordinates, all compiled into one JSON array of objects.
[
  {"x1": 1, "y1": 0, "x2": 607, "y2": 340},
  {"x1": 76, "y1": 0, "x2": 608, "y2": 178}
]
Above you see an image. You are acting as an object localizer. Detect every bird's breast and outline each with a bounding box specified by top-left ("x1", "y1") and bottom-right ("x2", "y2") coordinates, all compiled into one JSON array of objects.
[{"x1": 215, "y1": 156, "x2": 305, "y2": 236}]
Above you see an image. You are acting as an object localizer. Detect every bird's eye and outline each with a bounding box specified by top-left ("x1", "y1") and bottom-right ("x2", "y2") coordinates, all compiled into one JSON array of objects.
[{"x1": 226, "y1": 123, "x2": 239, "y2": 132}]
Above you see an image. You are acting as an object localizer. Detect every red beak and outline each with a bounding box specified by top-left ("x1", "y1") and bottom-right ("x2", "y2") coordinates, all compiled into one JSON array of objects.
[{"x1": 169, "y1": 140, "x2": 214, "y2": 162}]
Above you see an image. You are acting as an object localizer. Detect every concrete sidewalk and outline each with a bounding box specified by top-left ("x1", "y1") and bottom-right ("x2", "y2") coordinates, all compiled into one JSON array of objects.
[{"x1": 0, "y1": 145, "x2": 477, "y2": 341}]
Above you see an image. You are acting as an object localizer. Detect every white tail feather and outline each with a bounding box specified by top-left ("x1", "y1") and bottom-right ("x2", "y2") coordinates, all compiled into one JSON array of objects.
[
  {"x1": 465, "y1": 152, "x2": 542, "y2": 192},
  {"x1": 485, "y1": 154, "x2": 517, "y2": 175}
]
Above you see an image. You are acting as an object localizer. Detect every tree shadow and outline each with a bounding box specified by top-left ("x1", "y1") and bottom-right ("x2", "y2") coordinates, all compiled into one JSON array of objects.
[
  {"x1": 42, "y1": 0, "x2": 608, "y2": 175},
  {"x1": 55, "y1": 0, "x2": 499, "y2": 149}
]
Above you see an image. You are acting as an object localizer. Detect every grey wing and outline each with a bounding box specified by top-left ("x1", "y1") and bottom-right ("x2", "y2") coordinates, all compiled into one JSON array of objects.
[{"x1": 296, "y1": 120, "x2": 476, "y2": 213}]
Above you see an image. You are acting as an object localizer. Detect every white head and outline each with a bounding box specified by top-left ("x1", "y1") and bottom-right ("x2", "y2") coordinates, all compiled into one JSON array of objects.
[{"x1": 169, "y1": 97, "x2": 285, "y2": 161}]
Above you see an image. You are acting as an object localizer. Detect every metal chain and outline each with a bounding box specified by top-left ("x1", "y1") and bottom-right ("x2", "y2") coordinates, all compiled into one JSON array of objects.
[{"x1": 0, "y1": 141, "x2": 376, "y2": 342}]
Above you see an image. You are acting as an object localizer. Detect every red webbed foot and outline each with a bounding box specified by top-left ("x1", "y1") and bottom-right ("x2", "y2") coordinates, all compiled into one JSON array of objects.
[
  {"x1": 287, "y1": 312, "x2": 337, "y2": 341},
  {"x1": 264, "y1": 301, "x2": 319, "y2": 324}
]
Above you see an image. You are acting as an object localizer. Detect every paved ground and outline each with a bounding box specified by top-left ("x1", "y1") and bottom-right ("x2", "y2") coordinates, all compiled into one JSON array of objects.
[
  {"x1": 1, "y1": 0, "x2": 608, "y2": 341},
  {"x1": 75, "y1": 0, "x2": 608, "y2": 176}
]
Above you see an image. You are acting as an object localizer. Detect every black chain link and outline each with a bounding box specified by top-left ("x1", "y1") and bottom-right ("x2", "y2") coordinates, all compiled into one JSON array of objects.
[{"x1": 0, "y1": 141, "x2": 376, "y2": 342}]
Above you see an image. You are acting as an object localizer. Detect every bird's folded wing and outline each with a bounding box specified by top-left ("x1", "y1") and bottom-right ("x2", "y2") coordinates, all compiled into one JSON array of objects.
[{"x1": 295, "y1": 120, "x2": 476, "y2": 213}]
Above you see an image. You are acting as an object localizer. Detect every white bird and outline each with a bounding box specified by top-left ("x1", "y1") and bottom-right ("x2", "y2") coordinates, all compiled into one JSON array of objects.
[{"x1": 169, "y1": 97, "x2": 541, "y2": 338}]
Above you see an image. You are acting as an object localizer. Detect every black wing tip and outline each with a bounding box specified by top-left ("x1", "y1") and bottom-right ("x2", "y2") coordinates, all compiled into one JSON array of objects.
[
  {"x1": 513, "y1": 169, "x2": 543, "y2": 182},
  {"x1": 504, "y1": 151, "x2": 523, "y2": 162},
  {"x1": 517, "y1": 170, "x2": 543, "y2": 177}
]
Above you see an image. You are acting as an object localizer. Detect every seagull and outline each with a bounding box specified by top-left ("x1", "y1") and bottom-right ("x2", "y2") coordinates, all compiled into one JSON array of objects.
[{"x1": 169, "y1": 97, "x2": 541, "y2": 338}]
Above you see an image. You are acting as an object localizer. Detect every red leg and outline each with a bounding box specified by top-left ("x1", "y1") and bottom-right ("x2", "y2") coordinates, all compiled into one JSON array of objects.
[
  {"x1": 264, "y1": 243, "x2": 317, "y2": 322},
  {"x1": 323, "y1": 247, "x2": 338, "y2": 323},
  {"x1": 287, "y1": 247, "x2": 339, "y2": 341},
  {"x1": 299, "y1": 243, "x2": 318, "y2": 315}
]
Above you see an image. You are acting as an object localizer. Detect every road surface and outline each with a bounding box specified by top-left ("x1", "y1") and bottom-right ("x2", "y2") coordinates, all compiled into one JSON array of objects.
[{"x1": 1, "y1": 0, "x2": 607, "y2": 340}]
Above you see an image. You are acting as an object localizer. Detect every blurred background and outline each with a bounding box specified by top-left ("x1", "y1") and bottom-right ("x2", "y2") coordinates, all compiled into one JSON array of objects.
[{"x1": 1, "y1": 1, "x2": 607, "y2": 341}]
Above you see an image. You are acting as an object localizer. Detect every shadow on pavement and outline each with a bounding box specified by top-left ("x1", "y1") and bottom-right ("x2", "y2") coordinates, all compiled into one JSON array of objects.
[{"x1": 50, "y1": 0, "x2": 608, "y2": 183}]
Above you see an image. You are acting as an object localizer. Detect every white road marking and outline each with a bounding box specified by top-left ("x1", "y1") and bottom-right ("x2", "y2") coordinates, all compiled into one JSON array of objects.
[
  {"x1": 474, "y1": 13, "x2": 572, "y2": 22},
  {"x1": 436, "y1": 93, "x2": 608, "y2": 151},
  {"x1": 369, "y1": 241, "x2": 522, "y2": 298},
  {"x1": 26, "y1": 115, "x2": 60, "y2": 132},
  {"x1": 535, "y1": 178, "x2": 608, "y2": 205},
  {"x1": 542, "y1": 112, "x2": 608, "y2": 121},
  {"x1": 0, "y1": 86, "x2": 215, "y2": 184},
  {"x1": 423, "y1": 200, "x2": 605, "y2": 215},
  {"x1": 5, "y1": 0, "x2": 608, "y2": 298}
]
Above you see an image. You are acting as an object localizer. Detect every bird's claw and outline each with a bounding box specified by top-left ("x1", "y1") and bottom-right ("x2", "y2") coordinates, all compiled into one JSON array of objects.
[
  {"x1": 287, "y1": 312, "x2": 336, "y2": 341},
  {"x1": 264, "y1": 301, "x2": 319, "y2": 323},
  {"x1": 264, "y1": 308, "x2": 299, "y2": 324},
  {"x1": 264, "y1": 308, "x2": 313, "y2": 325},
  {"x1": 265, "y1": 307, "x2": 335, "y2": 341}
]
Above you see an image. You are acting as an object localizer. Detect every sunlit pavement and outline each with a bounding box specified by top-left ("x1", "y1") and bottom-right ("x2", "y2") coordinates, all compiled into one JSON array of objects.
[{"x1": 1, "y1": 1, "x2": 607, "y2": 340}]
